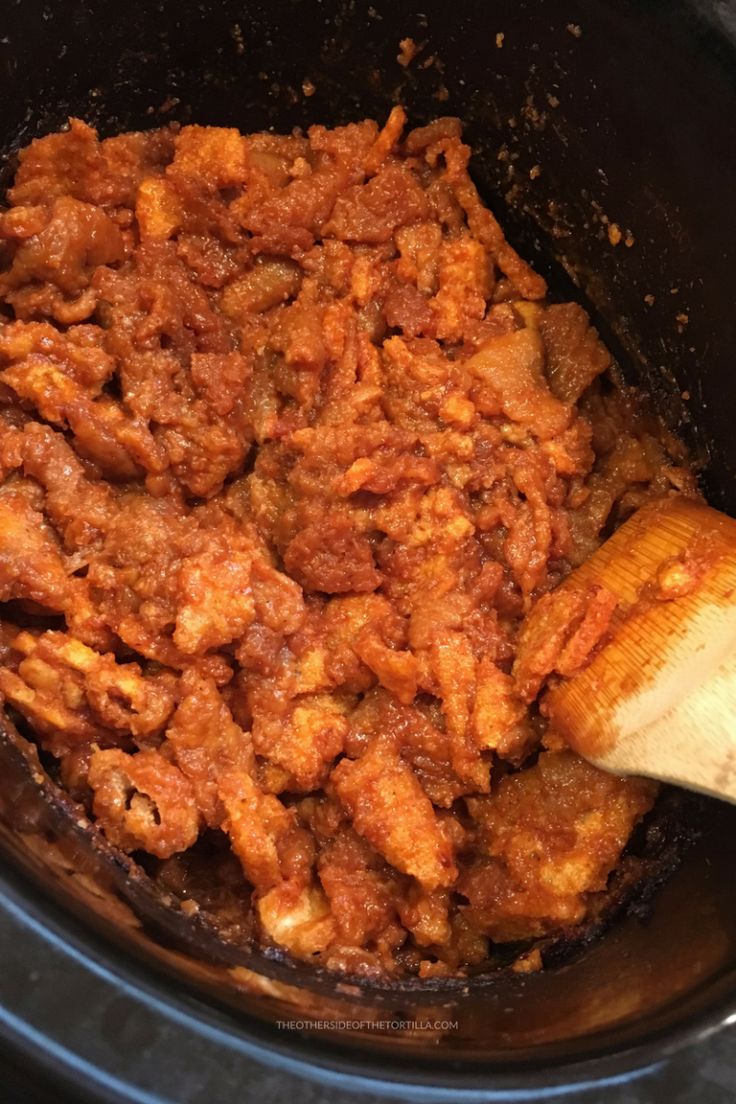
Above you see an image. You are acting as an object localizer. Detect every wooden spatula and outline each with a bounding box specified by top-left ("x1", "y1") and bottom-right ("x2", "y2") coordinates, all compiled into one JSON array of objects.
[{"x1": 543, "y1": 495, "x2": 736, "y2": 802}]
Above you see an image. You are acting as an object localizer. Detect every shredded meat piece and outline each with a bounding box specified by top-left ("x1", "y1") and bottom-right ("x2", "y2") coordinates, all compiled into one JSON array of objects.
[
  {"x1": 513, "y1": 583, "x2": 618, "y2": 701},
  {"x1": 0, "y1": 112, "x2": 697, "y2": 978},
  {"x1": 331, "y1": 741, "x2": 458, "y2": 890},
  {"x1": 0, "y1": 629, "x2": 175, "y2": 754},
  {"x1": 0, "y1": 488, "x2": 77, "y2": 614},
  {"x1": 317, "y1": 825, "x2": 399, "y2": 948},
  {"x1": 88, "y1": 747, "x2": 200, "y2": 859},
  {"x1": 460, "y1": 751, "x2": 657, "y2": 941},
  {"x1": 219, "y1": 770, "x2": 297, "y2": 892},
  {"x1": 538, "y1": 303, "x2": 611, "y2": 403},
  {"x1": 164, "y1": 669, "x2": 255, "y2": 827},
  {"x1": 467, "y1": 329, "x2": 571, "y2": 441}
]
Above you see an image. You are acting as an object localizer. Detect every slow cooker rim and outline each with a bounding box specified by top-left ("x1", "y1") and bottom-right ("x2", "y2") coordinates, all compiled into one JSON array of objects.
[{"x1": 1, "y1": 860, "x2": 735, "y2": 1103}]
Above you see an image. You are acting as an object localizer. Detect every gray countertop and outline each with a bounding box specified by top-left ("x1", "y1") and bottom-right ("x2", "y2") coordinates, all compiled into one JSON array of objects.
[{"x1": 2, "y1": 1023, "x2": 735, "y2": 1103}]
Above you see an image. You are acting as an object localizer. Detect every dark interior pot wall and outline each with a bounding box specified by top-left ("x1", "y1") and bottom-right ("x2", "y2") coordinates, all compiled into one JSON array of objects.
[{"x1": 0, "y1": 0, "x2": 736, "y2": 1097}]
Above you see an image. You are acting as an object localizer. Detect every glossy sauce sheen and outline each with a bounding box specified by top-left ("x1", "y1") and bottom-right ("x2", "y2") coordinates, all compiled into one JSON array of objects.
[{"x1": 0, "y1": 111, "x2": 698, "y2": 978}]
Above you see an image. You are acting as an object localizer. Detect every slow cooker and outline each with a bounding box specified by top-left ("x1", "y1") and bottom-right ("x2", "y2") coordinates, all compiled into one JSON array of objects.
[{"x1": 1, "y1": 1, "x2": 736, "y2": 1100}]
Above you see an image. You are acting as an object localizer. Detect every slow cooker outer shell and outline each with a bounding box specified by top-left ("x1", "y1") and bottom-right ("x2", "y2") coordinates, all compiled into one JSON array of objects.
[
  {"x1": 0, "y1": 849, "x2": 734, "y2": 1104},
  {"x1": 1, "y1": 0, "x2": 736, "y2": 1098}
]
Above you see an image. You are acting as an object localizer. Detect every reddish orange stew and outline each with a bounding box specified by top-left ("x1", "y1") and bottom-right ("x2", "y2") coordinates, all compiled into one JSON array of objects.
[{"x1": 0, "y1": 109, "x2": 698, "y2": 978}]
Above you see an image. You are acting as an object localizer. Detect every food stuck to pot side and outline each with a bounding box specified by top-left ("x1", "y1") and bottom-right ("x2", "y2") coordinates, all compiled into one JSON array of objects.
[{"x1": 0, "y1": 108, "x2": 699, "y2": 980}]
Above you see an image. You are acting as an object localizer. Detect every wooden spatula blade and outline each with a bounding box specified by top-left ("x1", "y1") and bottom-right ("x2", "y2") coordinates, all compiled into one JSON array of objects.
[{"x1": 545, "y1": 497, "x2": 736, "y2": 802}]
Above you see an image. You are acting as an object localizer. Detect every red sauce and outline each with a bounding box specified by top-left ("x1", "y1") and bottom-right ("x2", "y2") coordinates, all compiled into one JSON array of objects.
[{"x1": 0, "y1": 110, "x2": 694, "y2": 978}]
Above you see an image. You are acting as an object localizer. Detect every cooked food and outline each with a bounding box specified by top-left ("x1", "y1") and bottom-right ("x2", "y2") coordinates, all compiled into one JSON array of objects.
[{"x1": 0, "y1": 109, "x2": 698, "y2": 978}]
